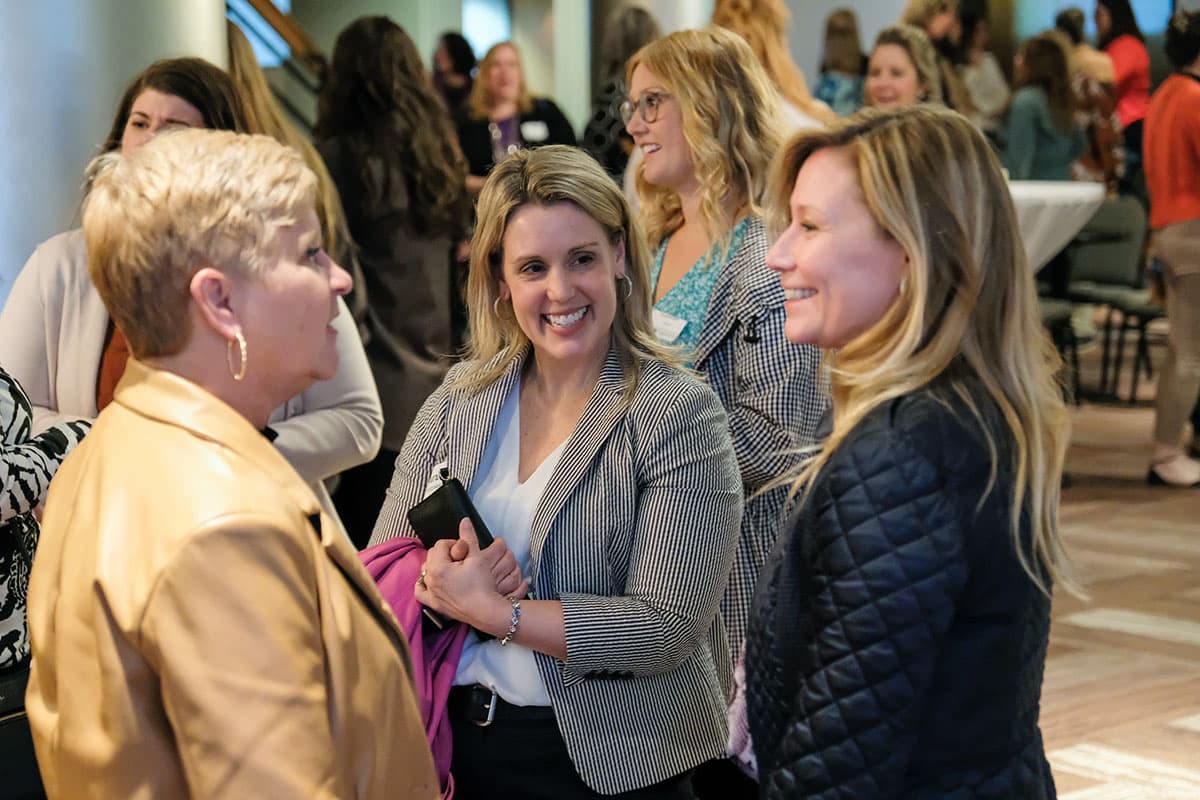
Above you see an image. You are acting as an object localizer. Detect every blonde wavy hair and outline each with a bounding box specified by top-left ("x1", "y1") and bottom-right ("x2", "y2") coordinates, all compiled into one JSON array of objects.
[
  {"x1": 627, "y1": 27, "x2": 784, "y2": 253},
  {"x1": 770, "y1": 106, "x2": 1075, "y2": 596},
  {"x1": 467, "y1": 41, "x2": 534, "y2": 120},
  {"x1": 227, "y1": 21, "x2": 354, "y2": 268},
  {"x1": 460, "y1": 145, "x2": 680, "y2": 403},
  {"x1": 900, "y1": 0, "x2": 958, "y2": 29},
  {"x1": 866, "y1": 24, "x2": 944, "y2": 106},
  {"x1": 84, "y1": 129, "x2": 316, "y2": 359},
  {"x1": 712, "y1": 0, "x2": 838, "y2": 125}
]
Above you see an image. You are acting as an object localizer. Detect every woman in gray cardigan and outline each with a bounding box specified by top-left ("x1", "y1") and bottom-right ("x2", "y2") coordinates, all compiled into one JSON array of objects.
[
  {"x1": 0, "y1": 59, "x2": 382, "y2": 533},
  {"x1": 370, "y1": 146, "x2": 742, "y2": 798}
]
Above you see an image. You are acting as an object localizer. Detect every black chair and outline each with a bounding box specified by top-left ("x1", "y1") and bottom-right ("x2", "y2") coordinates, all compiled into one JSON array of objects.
[
  {"x1": 1065, "y1": 196, "x2": 1163, "y2": 402},
  {"x1": 1039, "y1": 297, "x2": 1081, "y2": 404}
]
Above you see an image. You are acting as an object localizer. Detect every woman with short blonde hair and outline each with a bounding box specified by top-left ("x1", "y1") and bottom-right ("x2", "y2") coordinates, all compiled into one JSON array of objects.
[
  {"x1": 746, "y1": 105, "x2": 1071, "y2": 798},
  {"x1": 28, "y1": 128, "x2": 436, "y2": 799}
]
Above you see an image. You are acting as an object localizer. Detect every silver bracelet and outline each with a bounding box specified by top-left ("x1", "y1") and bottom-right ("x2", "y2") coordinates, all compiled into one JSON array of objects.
[{"x1": 499, "y1": 596, "x2": 521, "y2": 646}]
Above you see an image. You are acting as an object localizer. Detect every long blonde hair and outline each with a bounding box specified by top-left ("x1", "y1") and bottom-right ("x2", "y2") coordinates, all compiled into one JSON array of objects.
[
  {"x1": 712, "y1": 0, "x2": 839, "y2": 125},
  {"x1": 460, "y1": 146, "x2": 680, "y2": 403},
  {"x1": 627, "y1": 27, "x2": 784, "y2": 252},
  {"x1": 226, "y1": 21, "x2": 355, "y2": 267},
  {"x1": 770, "y1": 106, "x2": 1075, "y2": 596},
  {"x1": 467, "y1": 41, "x2": 534, "y2": 119}
]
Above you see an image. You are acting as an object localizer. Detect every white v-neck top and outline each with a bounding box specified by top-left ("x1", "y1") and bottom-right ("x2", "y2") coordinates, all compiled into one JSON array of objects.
[{"x1": 453, "y1": 380, "x2": 565, "y2": 705}]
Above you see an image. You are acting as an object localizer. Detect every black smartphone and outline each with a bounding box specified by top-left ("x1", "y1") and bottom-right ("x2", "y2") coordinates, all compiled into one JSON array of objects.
[{"x1": 407, "y1": 469, "x2": 496, "y2": 550}]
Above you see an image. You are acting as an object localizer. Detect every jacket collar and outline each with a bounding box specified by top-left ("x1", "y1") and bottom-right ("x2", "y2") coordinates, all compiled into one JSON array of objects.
[
  {"x1": 115, "y1": 359, "x2": 321, "y2": 517},
  {"x1": 113, "y1": 360, "x2": 412, "y2": 654},
  {"x1": 445, "y1": 346, "x2": 629, "y2": 584},
  {"x1": 692, "y1": 216, "x2": 782, "y2": 366}
]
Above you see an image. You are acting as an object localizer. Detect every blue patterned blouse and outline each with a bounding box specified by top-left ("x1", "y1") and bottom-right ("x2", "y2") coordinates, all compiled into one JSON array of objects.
[{"x1": 651, "y1": 217, "x2": 751, "y2": 357}]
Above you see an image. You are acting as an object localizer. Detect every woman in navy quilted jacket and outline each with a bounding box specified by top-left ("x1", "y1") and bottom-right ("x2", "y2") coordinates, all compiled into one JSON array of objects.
[{"x1": 745, "y1": 104, "x2": 1076, "y2": 799}]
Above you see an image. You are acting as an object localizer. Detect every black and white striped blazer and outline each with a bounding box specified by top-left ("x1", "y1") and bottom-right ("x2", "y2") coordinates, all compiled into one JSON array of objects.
[
  {"x1": 371, "y1": 348, "x2": 743, "y2": 794},
  {"x1": 690, "y1": 217, "x2": 829, "y2": 658}
]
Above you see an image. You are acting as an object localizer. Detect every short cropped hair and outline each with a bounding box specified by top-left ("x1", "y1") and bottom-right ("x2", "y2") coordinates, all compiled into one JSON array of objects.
[{"x1": 83, "y1": 129, "x2": 317, "y2": 358}]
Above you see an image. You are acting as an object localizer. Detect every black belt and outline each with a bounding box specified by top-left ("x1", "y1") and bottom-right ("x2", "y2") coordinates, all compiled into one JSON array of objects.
[{"x1": 447, "y1": 685, "x2": 555, "y2": 727}]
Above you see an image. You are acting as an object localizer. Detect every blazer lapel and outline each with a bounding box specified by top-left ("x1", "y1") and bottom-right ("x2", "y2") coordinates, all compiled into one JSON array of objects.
[
  {"x1": 446, "y1": 350, "x2": 526, "y2": 489},
  {"x1": 528, "y1": 350, "x2": 627, "y2": 576},
  {"x1": 318, "y1": 511, "x2": 419, "y2": 672},
  {"x1": 691, "y1": 256, "x2": 738, "y2": 368}
]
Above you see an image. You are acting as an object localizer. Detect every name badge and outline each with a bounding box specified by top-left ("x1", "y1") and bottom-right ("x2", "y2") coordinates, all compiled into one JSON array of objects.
[
  {"x1": 520, "y1": 120, "x2": 550, "y2": 142},
  {"x1": 652, "y1": 309, "x2": 688, "y2": 343}
]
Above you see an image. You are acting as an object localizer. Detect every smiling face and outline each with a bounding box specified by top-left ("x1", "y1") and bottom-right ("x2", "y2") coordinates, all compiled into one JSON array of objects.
[
  {"x1": 497, "y1": 202, "x2": 625, "y2": 372},
  {"x1": 121, "y1": 89, "x2": 205, "y2": 154},
  {"x1": 239, "y1": 207, "x2": 352, "y2": 398},
  {"x1": 766, "y1": 146, "x2": 907, "y2": 349},
  {"x1": 486, "y1": 44, "x2": 522, "y2": 105},
  {"x1": 624, "y1": 63, "x2": 698, "y2": 197},
  {"x1": 865, "y1": 43, "x2": 926, "y2": 108}
]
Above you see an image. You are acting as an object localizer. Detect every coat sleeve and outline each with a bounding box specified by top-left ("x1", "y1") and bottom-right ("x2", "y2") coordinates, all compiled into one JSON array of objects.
[
  {"x1": 0, "y1": 369, "x2": 89, "y2": 519},
  {"x1": 268, "y1": 297, "x2": 383, "y2": 484},
  {"x1": 0, "y1": 238, "x2": 86, "y2": 432},
  {"x1": 559, "y1": 379, "x2": 742, "y2": 677},
  {"x1": 139, "y1": 515, "x2": 348, "y2": 800},
  {"x1": 760, "y1": 425, "x2": 969, "y2": 800}
]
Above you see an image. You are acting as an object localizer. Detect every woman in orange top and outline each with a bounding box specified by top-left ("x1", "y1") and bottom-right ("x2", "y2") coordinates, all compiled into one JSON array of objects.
[{"x1": 1144, "y1": 12, "x2": 1200, "y2": 487}]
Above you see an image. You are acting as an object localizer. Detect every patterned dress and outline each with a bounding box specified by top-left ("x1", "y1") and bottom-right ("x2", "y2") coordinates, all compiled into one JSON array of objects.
[{"x1": 0, "y1": 368, "x2": 89, "y2": 670}]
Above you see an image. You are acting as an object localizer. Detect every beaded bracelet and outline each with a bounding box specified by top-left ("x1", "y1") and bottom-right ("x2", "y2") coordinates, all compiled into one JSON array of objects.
[{"x1": 499, "y1": 596, "x2": 521, "y2": 646}]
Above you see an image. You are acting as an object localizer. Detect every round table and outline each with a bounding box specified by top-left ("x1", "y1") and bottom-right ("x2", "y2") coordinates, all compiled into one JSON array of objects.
[{"x1": 1008, "y1": 180, "x2": 1106, "y2": 271}]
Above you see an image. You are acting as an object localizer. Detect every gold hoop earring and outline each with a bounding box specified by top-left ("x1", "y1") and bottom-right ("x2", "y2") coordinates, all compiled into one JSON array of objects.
[
  {"x1": 226, "y1": 331, "x2": 247, "y2": 381},
  {"x1": 620, "y1": 274, "x2": 633, "y2": 300},
  {"x1": 493, "y1": 295, "x2": 507, "y2": 316},
  {"x1": 899, "y1": 277, "x2": 908, "y2": 296}
]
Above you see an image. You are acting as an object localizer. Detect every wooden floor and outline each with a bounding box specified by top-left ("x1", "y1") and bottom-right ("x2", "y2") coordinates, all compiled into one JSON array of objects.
[{"x1": 1044, "y1": 332, "x2": 1200, "y2": 798}]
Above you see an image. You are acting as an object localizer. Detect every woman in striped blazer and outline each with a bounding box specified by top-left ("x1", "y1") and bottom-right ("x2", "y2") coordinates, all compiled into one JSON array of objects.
[
  {"x1": 624, "y1": 28, "x2": 829, "y2": 796},
  {"x1": 369, "y1": 146, "x2": 743, "y2": 798}
]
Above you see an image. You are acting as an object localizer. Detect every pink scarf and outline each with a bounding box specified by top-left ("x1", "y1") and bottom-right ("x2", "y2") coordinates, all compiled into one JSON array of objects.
[{"x1": 360, "y1": 537, "x2": 469, "y2": 799}]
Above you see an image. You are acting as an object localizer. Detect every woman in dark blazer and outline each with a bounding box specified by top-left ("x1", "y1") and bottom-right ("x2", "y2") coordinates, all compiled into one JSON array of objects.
[
  {"x1": 315, "y1": 16, "x2": 472, "y2": 547},
  {"x1": 747, "y1": 105, "x2": 1075, "y2": 798},
  {"x1": 370, "y1": 145, "x2": 742, "y2": 799},
  {"x1": 455, "y1": 41, "x2": 576, "y2": 196}
]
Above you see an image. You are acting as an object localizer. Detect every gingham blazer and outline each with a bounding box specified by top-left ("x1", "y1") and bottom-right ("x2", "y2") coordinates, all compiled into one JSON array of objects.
[
  {"x1": 370, "y1": 348, "x2": 743, "y2": 794},
  {"x1": 690, "y1": 216, "x2": 829, "y2": 658}
]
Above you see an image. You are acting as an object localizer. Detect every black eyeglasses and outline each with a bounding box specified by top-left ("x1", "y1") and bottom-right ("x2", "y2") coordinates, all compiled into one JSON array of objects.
[{"x1": 619, "y1": 90, "x2": 671, "y2": 125}]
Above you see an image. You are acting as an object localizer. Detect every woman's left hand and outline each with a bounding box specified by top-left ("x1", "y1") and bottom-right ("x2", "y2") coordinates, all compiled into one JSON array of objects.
[{"x1": 415, "y1": 519, "x2": 525, "y2": 634}]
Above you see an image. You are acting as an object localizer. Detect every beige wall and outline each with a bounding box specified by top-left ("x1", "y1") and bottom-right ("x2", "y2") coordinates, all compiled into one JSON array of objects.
[{"x1": 0, "y1": 0, "x2": 227, "y2": 306}]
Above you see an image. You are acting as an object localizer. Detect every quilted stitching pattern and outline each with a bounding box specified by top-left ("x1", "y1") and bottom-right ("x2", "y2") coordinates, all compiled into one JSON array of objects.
[{"x1": 746, "y1": 385, "x2": 1056, "y2": 799}]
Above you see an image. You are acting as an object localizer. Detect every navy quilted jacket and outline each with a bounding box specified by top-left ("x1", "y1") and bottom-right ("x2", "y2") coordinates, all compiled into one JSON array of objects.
[{"x1": 745, "y1": 381, "x2": 1056, "y2": 799}]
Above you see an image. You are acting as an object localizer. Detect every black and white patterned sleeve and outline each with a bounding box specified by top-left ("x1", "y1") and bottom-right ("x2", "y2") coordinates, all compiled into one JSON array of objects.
[{"x1": 0, "y1": 367, "x2": 91, "y2": 521}]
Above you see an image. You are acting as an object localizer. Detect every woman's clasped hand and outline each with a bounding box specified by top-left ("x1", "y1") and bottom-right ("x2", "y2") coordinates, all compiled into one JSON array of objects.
[{"x1": 414, "y1": 518, "x2": 528, "y2": 635}]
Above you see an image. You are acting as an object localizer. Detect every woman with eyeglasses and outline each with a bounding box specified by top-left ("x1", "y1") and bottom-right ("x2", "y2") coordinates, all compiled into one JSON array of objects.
[{"x1": 624, "y1": 27, "x2": 828, "y2": 796}]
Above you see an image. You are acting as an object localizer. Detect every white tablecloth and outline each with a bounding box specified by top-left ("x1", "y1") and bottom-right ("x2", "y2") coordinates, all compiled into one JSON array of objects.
[{"x1": 1009, "y1": 180, "x2": 1106, "y2": 270}]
